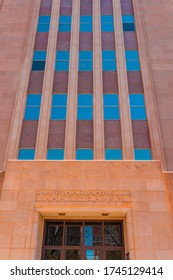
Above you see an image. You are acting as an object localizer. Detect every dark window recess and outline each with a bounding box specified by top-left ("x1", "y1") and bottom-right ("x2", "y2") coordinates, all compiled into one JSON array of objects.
[
  {"x1": 104, "y1": 120, "x2": 122, "y2": 148},
  {"x1": 42, "y1": 221, "x2": 125, "y2": 260},
  {"x1": 32, "y1": 61, "x2": 45, "y2": 71}
]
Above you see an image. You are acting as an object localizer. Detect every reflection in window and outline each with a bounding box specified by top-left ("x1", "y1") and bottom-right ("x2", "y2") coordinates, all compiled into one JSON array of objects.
[
  {"x1": 104, "y1": 223, "x2": 122, "y2": 246},
  {"x1": 45, "y1": 249, "x2": 61, "y2": 260},
  {"x1": 66, "y1": 250, "x2": 81, "y2": 260},
  {"x1": 46, "y1": 225, "x2": 63, "y2": 246},
  {"x1": 66, "y1": 226, "x2": 82, "y2": 246}
]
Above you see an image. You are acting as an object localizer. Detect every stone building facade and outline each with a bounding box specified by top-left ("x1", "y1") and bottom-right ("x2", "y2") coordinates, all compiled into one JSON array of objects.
[{"x1": 0, "y1": 0, "x2": 173, "y2": 260}]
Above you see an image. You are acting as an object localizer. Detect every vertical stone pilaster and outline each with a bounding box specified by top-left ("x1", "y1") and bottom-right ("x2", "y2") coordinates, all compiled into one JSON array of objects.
[
  {"x1": 133, "y1": 0, "x2": 166, "y2": 169},
  {"x1": 64, "y1": 0, "x2": 80, "y2": 160},
  {"x1": 4, "y1": 0, "x2": 41, "y2": 166},
  {"x1": 35, "y1": 0, "x2": 61, "y2": 159},
  {"x1": 113, "y1": 0, "x2": 134, "y2": 160},
  {"x1": 93, "y1": 0, "x2": 105, "y2": 160}
]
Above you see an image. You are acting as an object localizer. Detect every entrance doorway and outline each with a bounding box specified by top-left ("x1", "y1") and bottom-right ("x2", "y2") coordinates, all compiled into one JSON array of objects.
[{"x1": 42, "y1": 220, "x2": 125, "y2": 260}]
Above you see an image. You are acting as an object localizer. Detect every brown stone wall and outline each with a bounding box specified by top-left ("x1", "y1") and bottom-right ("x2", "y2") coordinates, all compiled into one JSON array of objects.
[
  {"x1": 0, "y1": 0, "x2": 34, "y2": 169},
  {"x1": 0, "y1": 160, "x2": 173, "y2": 260},
  {"x1": 140, "y1": 0, "x2": 173, "y2": 170}
]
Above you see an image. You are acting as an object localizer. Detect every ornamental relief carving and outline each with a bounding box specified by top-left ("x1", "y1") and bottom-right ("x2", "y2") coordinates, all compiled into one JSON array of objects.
[{"x1": 35, "y1": 190, "x2": 131, "y2": 203}]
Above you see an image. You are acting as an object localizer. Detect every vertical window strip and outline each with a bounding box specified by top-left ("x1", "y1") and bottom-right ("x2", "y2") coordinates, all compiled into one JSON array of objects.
[
  {"x1": 18, "y1": 0, "x2": 53, "y2": 160},
  {"x1": 120, "y1": 0, "x2": 152, "y2": 160}
]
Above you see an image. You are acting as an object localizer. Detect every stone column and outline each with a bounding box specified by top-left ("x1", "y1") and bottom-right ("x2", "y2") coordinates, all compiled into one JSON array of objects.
[
  {"x1": 35, "y1": 0, "x2": 61, "y2": 159},
  {"x1": 4, "y1": 0, "x2": 41, "y2": 166},
  {"x1": 64, "y1": 0, "x2": 80, "y2": 159},
  {"x1": 133, "y1": 0, "x2": 166, "y2": 169},
  {"x1": 113, "y1": 0, "x2": 134, "y2": 160},
  {"x1": 93, "y1": 0, "x2": 105, "y2": 160}
]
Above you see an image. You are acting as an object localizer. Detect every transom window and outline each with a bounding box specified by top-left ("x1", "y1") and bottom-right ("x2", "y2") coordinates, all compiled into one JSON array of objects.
[{"x1": 42, "y1": 221, "x2": 125, "y2": 260}]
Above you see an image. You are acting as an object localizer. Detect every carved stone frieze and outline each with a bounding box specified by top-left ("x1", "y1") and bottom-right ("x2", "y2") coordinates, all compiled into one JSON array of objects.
[{"x1": 36, "y1": 190, "x2": 131, "y2": 203}]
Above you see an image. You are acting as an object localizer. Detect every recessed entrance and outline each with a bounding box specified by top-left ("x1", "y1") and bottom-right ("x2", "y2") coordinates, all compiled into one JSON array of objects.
[{"x1": 42, "y1": 220, "x2": 125, "y2": 260}]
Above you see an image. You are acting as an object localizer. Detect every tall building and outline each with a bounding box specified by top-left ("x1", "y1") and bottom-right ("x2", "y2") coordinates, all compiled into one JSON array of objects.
[{"x1": 0, "y1": 0, "x2": 173, "y2": 260}]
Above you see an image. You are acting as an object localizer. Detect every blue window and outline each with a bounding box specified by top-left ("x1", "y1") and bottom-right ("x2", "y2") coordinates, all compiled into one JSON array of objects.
[
  {"x1": 24, "y1": 94, "x2": 41, "y2": 120},
  {"x1": 122, "y1": 15, "x2": 135, "y2": 31},
  {"x1": 32, "y1": 51, "x2": 47, "y2": 71},
  {"x1": 37, "y1": 16, "x2": 51, "y2": 32},
  {"x1": 47, "y1": 149, "x2": 64, "y2": 160},
  {"x1": 102, "y1": 50, "x2": 116, "y2": 71},
  {"x1": 105, "y1": 149, "x2": 122, "y2": 160},
  {"x1": 18, "y1": 149, "x2": 35, "y2": 160},
  {"x1": 80, "y1": 16, "x2": 92, "y2": 32},
  {"x1": 55, "y1": 51, "x2": 70, "y2": 71},
  {"x1": 79, "y1": 51, "x2": 93, "y2": 71},
  {"x1": 129, "y1": 94, "x2": 146, "y2": 120},
  {"x1": 51, "y1": 94, "x2": 67, "y2": 120},
  {"x1": 103, "y1": 94, "x2": 119, "y2": 120},
  {"x1": 78, "y1": 94, "x2": 93, "y2": 120},
  {"x1": 101, "y1": 15, "x2": 114, "y2": 32},
  {"x1": 125, "y1": 50, "x2": 140, "y2": 71},
  {"x1": 134, "y1": 149, "x2": 152, "y2": 160},
  {"x1": 76, "y1": 149, "x2": 93, "y2": 160},
  {"x1": 59, "y1": 16, "x2": 71, "y2": 32}
]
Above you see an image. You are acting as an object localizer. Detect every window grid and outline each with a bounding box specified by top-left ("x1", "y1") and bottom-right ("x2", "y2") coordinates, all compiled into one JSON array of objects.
[
  {"x1": 59, "y1": 16, "x2": 72, "y2": 32},
  {"x1": 24, "y1": 94, "x2": 42, "y2": 121},
  {"x1": 55, "y1": 51, "x2": 70, "y2": 71},
  {"x1": 129, "y1": 94, "x2": 147, "y2": 120},
  {"x1": 102, "y1": 50, "x2": 116, "y2": 71},
  {"x1": 51, "y1": 94, "x2": 67, "y2": 120},
  {"x1": 104, "y1": 94, "x2": 120, "y2": 120},
  {"x1": 79, "y1": 51, "x2": 93, "y2": 71},
  {"x1": 18, "y1": 149, "x2": 35, "y2": 160},
  {"x1": 47, "y1": 149, "x2": 64, "y2": 160}
]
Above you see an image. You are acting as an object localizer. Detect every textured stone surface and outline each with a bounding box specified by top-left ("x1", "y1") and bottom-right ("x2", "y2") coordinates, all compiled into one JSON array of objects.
[
  {"x1": 104, "y1": 120, "x2": 122, "y2": 148},
  {"x1": 79, "y1": 32, "x2": 92, "y2": 50},
  {"x1": 124, "y1": 32, "x2": 138, "y2": 50},
  {"x1": 20, "y1": 121, "x2": 38, "y2": 148},
  {"x1": 101, "y1": 0, "x2": 113, "y2": 15},
  {"x1": 76, "y1": 120, "x2": 93, "y2": 148},
  {"x1": 102, "y1": 32, "x2": 115, "y2": 50},
  {"x1": 60, "y1": 0, "x2": 72, "y2": 16},
  {"x1": 28, "y1": 72, "x2": 44, "y2": 93},
  {"x1": 57, "y1": 32, "x2": 71, "y2": 50},
  {"x1": 121, "y1": 0, "x2": 133, "y2": 15},
  {"x1": 132, "y1": 120, "x2": 151, "y2": 148},
  {"x1": 127, "y1": 71, "x2": 144, "y2": 93},
  {"x1": 53, "y1": 72, "x2": 69, "y2": 93},
  {"x1": 80, "y1": 0, "x2": 92, "y2": 15},
  {"x1": 48, "y1": 120, "x2": 66, "y2": 148},
  {"x1": 34, "y1": 33, "x2": 49, "y2": 50},
  {"x1": 78, "y1": 72, "x2": 93, "y2": 93},
  {"x1": 103, "y1": 71, "x2": 118, "y2": 93}
]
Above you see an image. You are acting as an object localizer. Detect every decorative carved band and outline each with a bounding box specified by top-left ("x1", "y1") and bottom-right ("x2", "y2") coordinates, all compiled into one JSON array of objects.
[{"x1": 36, "y1": 190, "x2": 131, "y2": 203}]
